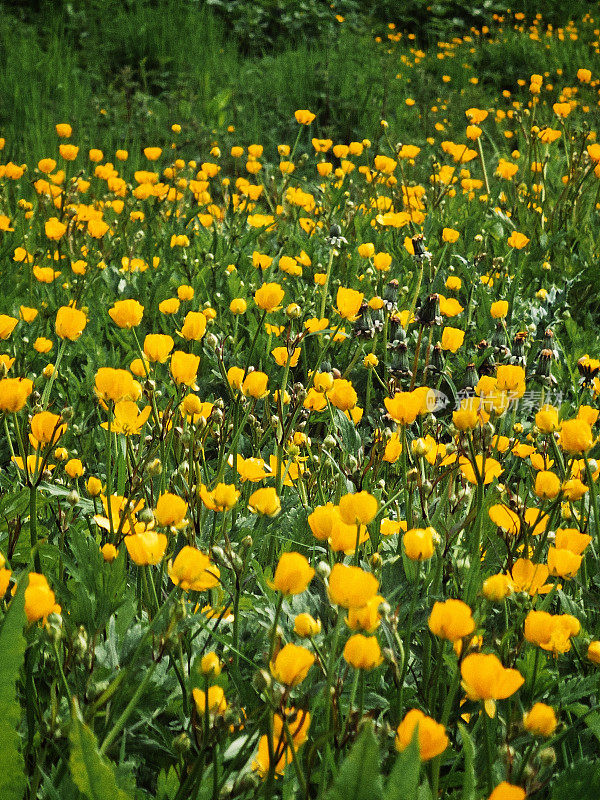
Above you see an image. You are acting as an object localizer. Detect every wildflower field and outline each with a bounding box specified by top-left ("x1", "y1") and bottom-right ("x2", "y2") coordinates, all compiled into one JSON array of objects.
[{"x1": 3, "y1": 3, "x2": 600, "y2": 799}]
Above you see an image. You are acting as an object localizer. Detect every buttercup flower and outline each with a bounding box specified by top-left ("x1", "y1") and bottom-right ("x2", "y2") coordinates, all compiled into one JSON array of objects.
[
  {"x1": 395, "y1": 710, "x2": 448, "y2": 761},
  {"x1": 428, "y1": 599, "x2": 475, "y2": 641},
  {"x1": 343, "y1": 633, "x2": 383, "y2": 670},
  {"x1": 328, "y1": 563, "x2": 379, "y2": 609},
  {"x1": 55, "y1": 306, "x2": 87, "y2": 340},
  {"x1": 270, "y1": 643, "x2": 315, "y2": 686},
  {"x1": 270, "y1": 552, "x2": 315, "y2": 595},
  {"x1": 109, "y1": 299, "x2": 144, "y2": 328},
  {"x1": 461, "y1": 653, "x2": 524, "y2": 716},
  {"x1": 168, "y1": 546, "x2": 219, "y2": 590}
]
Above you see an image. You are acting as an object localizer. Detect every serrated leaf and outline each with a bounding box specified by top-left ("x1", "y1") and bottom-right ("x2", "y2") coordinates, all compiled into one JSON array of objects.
[
  {"x1": 550, "y1": 759, "x2": 600, "y2": 800},
  {"x1": 326, "y1": 720, "x2": 383, "y2": 800},
  {"x1": 69, "y1": 700, "x2": 134, "y2": 800},
  {"x1": 0, "y1": 574, "x2": 28, "y2": 800},
  {"x1": 385, "y1": 729, "x2": 420, "y2": 800}
]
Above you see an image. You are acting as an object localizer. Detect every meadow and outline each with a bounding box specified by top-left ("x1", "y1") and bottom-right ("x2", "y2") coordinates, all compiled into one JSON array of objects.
[{"x1": 1, "y1": 2, "x2": 600, "y2": 799}]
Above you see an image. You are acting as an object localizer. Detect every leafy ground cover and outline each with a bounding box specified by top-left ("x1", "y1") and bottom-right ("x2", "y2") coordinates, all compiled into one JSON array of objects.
[{"x1": 1, "y1": 4, "x2": 600, "y2": 800}]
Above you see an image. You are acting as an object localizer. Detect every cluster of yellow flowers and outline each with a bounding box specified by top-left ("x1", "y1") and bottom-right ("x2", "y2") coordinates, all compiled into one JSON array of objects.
[{"x1": 2, "y1": 18, "x2": 600, "y2": 795}]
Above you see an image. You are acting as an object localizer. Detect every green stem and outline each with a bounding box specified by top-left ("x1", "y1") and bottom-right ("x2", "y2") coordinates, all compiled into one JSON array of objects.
[
  {"x1": 30, "y1": 485, "x2": 41, "y2": 572},
  {"x1": 99, "y1": 662, "x2": 157, "y2": 756},
  {"x1": 268, "y1": 593, "x2": 284, "y2": 663},
  {"x1": 319, "y1": 248, "x2": 336, "y2": 321}
]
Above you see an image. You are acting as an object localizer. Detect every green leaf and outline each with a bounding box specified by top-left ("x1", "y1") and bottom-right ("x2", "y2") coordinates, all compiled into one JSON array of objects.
[
  {"x1": 570, "y1": 704, "x2": 600, "y2": 746},
  {"x1": 156, "y1": 766, "x2": 179, "y2": 800},
  {"x1": 458, "y1": 723, "x2": 476, "y2": 800},
  {"x1": 326, "y1": 720, "x2": 384, "y2": 800},
  {"x1": 68, "y1": 700, "x2": 134, "y2": 800},
  {"x1": 334, "y1": 408, "x2": 361, "y2": 457},
  {"x1": 385, "y1": 729, "x2": 420, "y2": 800},
  {"x1": 550, "y1": 759, "x2": 600, "y2": 800},
  {"x1": 0, "y1": 573, "x2": 28, "y2": 800}
]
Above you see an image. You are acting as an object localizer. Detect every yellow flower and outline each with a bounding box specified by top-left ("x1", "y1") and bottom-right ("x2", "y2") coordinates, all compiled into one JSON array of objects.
[
  {"x1": 327, "y1": 379, "x2": 357, "y2": 411},
  {"x1": 155, "y1": 492, "x2": 188, "y2": 527},
  {"x1": 254, "y1": 283, "x2": 284, "y2": 311},
  {"x1": 482, "y1": 574, "x2": 513, "y2": 601},
  {"x1": 547, "y1": 546, "x2": 582, "y2": 579},
  {"x1": 490, "y1": 300, "x2": 508, "y2": 319},
  {"x1": 144, "y1": 147, "x2": 162, "y2": 161},
  {"x1": 200, "y1": 652, "x2": 222, "y2": 676},
  {"x1": 59, "y1": 144, "x2": 79, "y2": 160},
  {"x1": 180, "y1": 311, "x2": 207, "y2": 341},
  {"x1": 31, "y1": 411, "x2": 66, "y2": 445},
  {"x1": 102, "y1": 400, "x2": 151, "y2": 435},
  {"x1": 144, "y1": 334, "x2": 174, "y2": 363},
  {"x1": 535, "y1": 404, "x2": 559, "y2": 433},
  {"x1": 358, "y1": 243, "x2": 375, "y2": 258},
  {"x1": 588, "y1": 641, "x2": 600, "y2": 665},
  {"x1": 384, "y1": 391, "x2": 422, "y2": 425},
  {"x1": 270, "y1": 552, "x2": 315, "y2": 595},
  {"x1": 294, "y1": 613, "x2": 321, "y2": 637},
  {"x1": 554, "y1": 528, "x2": 591, "y2": 554},
  {"x1": 461, "y1": 653, "x2": 524, "y2": 716},
  {"x1": 442, "y1": 227, "x2": 460, "y2": 243},
  {"x1": 488, "y1": 783, "x2": 525, "y2": 800},
  {"x1": 343, "y1": 633, "x2": 383, "y2": 670},
  {"x1": 0, "y1": 315, "x2": 18, "y2": 339},
  {"x1": 227, "y1": 366, "x2": 245, "y2": 390},
  {"x1": 168, "y1": 546, "x2": 219, "y2": 591},
  {"x1": 346, "y1": 594, "x2": 385, "y2": 633},
  {"x1": 242, "y1": 371, "x2": 269, "y2": 399},
  {"x1": 510, "y1": 559, "x2": 552, "y2": 595},
  {"x1": 170, "y1": 351, "x2": 200, "y2": 386},
  {"x1": 460, "y1": 455, "x2": 502, "y2": 485},
  {"x1": 125, "y1": 531, "x2": 167, "y2": 566},
  {"x1": 373, "y1": 252, "x2": 392, "y2": 272},
  {"x1": 272, "y1": 347, "x2": 301, "y2": 368},
  {"x1": 328, "y1": 563, "x2": 379, "y2": 609},
  {"x1": 524, "y1": 610, "x2": 580, "y2": 654},
  {"x1": 523, "y1": 703, "x2": 557, "y2": 737},
  {"x1": 65, "y1": 458, "x2": 84, "y2": 479},
  {"x1": 441, "y1": 326, "x2": 464, "y2": 352},
  {"x1": 200, "y1": 483, "x2": 240, "y2": 512},
  {"x1": 534, "y1": 470, "x2": 561, "y2": 499},
  {"x1": 24, "y1": 573, "x2": 57, "y2": 623},
  {"x1": 101, "y1": 543, "x2": 118, "y2": 562},
  {"x1": 428, "y1": 599, "x2": 475, "y2": 641},
  {"x1": 270, "y1": 643, "x2": 315, "y2": 686},
  {"x1": 559, "y1": 418, "x2": 594, "y2": 453},
  {"x1": 248, "y1": 487, "x2": 281, "y2": 517},
  {"x1": 496, "y1": 364, "x2": 526, "y2": 399},
  {"x1": 336, "y1": 287, "x2": 364, "y2": 321},
  {"x1": 109, "y1": 299, "x2": 144, "y2": 328},
  {"x1": 230, "y1": 298, "x2": 247, "y2": 315},
  {"x1": 56, "y1": 123, "x2": 72, "y2": 137},
  {"x1": 55, "y1": 305, "x2": 87, "y2": 340},
  {"x1": 507, "y1": 231, "x2": 530, "y2": 249},
  {"x1": 95, "y1": 368, "x2": 137, "y2": 403},
  {"x1": 294, "y1": 109, "x2": 316, "y2": 124},
  {"x1": 192, "y1": 686, "x2": 227, "y2": 716},
  {"x1": 395, "y1": 709, "x2": 448, "y2": 761},
  {"x1": 0, "y1": 377, "x2": 33, "y2": 413},
  {"x1": 87, "y1": 477, "x2": 103, "y2": 496},
  {"x1": 338, "y1": 491, "x2": 378, "y2": 526},
  {"x1": 403, "y1": 528, "x2": 435, "y2": 561}
]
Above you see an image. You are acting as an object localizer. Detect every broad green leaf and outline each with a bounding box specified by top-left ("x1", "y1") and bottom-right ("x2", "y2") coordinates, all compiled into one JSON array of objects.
[
  {"x1": 69, "y1": 700, "x2": 133, "y2": 800},
  {"x1": 326, "y1": 720, "x2": 383, "y2": 800},
  {"x1": 458, "y1": 723, "x2": 476, "y2": 800},
  {"x1": 0, "y1": 574, "x2": 28, "y2": 800},
  {"x1": 385, "y1": 729, "x2": 420, "y2": 800}
]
